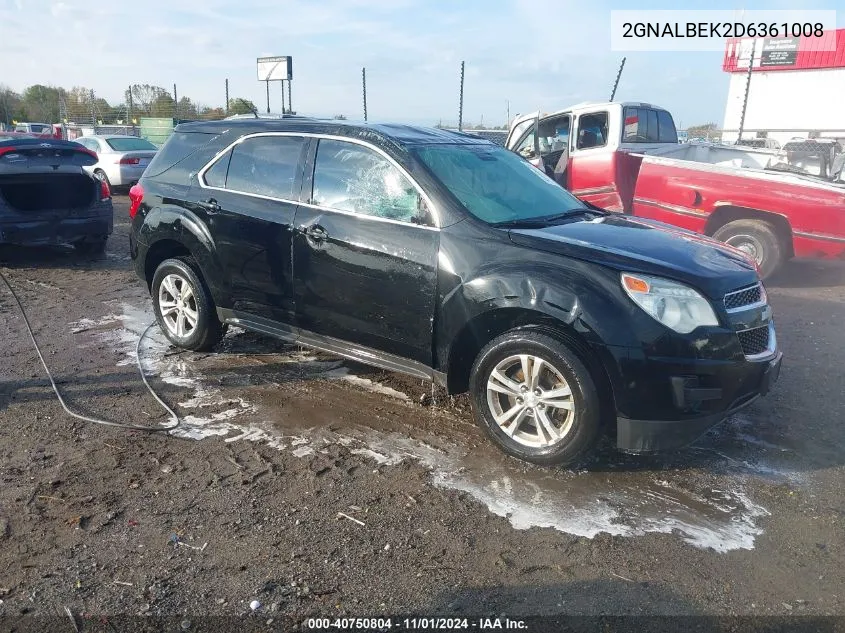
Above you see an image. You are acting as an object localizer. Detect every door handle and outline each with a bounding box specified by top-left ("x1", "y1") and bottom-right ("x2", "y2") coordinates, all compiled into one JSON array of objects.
[
  {"x1": 305, "y1": 224, "x2": 328, "y2": 242},
  {"x1": 196, "y1": 198, "x2": 221, "y2": 214}
]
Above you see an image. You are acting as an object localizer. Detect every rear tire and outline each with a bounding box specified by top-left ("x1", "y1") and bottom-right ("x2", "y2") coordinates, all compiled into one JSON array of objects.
[
  {"x1": 712, "y1": 219, "x2": 785, "y2": 279},
  {"x1": 93, "y1": 169, "x2": 111, "y2": 189},
  {"x1": 151, "y1": 257, "x2": 223, "y2": 352},
  {"x1": 469, "y1": 330, "x2": 602, "y2": 467}
]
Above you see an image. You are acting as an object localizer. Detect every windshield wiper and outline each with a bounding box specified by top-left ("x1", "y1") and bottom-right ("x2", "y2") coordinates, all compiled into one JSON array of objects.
[{"x1": 491, "y1": 208, "x2": 597, "y2": 228}]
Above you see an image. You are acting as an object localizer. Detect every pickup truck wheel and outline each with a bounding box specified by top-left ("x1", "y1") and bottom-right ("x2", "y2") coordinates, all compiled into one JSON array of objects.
[
  {"x1": 469, "y1": 330, "x2": 601, "y2": 467},
  {"x1": 151, "y1": 257, "x2": 223, "y2": 352},
  {"x1": 712, "y1": 219, "x2": 784, "y2": 279}
]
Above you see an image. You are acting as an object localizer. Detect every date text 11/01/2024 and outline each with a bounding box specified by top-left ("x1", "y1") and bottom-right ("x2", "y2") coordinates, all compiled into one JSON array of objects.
[{"x1": 306, "y1": 618, "x2": 528, "y2": 630}]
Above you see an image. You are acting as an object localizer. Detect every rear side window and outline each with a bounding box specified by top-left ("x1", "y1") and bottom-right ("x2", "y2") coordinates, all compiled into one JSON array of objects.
[
  {"x1": 657, "y1": 110, "x2": 678, "y2": 143},
  {"x1": 144, "y1": 131, "x2": 218, "y2": 179},
  {"x1": 106, "y1": 137, "x2": 157, "y2": 151},
  {"x1": 623, "y1": 107, "x2": 678, "y2": 143},
  {"x1": 222, "y1": 136, "x2": 305, "y2": 200},
  {"x1": 203, "y1": 150, "x2": 231, "y2": 188}
]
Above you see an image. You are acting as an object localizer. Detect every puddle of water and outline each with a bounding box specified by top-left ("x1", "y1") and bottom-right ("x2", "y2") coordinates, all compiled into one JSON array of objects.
[
  {"x1": 338, "y1": 430, "x2": 771, "y2": 553},
  {"x1": 70, "y1": 303, "x2": 257, "y2": 439},
  {"x1": 72, "y1": 301, "x2": 792, "y2": 553}
]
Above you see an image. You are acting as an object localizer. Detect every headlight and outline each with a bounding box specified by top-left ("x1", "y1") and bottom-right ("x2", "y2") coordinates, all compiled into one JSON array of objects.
[{"x1": 621, "y1": 273, "x2": 719, "y2": 334}]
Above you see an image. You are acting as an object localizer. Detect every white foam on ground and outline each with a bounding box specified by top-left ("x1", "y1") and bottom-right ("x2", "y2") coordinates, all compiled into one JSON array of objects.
[
  {"x1": 69, "y1": 303, "x2": 256, "y2": 439},
  {"x1": 324, "y1": 367, "x2": 410, "y2": 401},
  {"x1": 70, "y1": 302, "x2": 777, "y2": 553}
]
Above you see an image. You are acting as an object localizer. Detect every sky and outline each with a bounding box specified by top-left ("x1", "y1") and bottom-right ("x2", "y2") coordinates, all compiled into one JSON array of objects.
[{"x1": 0, "y1": 0, "x2": 841, "y2": 128}]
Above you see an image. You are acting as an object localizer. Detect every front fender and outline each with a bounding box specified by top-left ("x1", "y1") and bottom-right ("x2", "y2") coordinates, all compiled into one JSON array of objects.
[{"x1": 434, "y1": 258, "x2": 643, "y2": 372}]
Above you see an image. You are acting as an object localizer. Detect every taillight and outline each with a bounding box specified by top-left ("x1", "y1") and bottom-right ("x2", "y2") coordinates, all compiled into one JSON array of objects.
[
  {"x1": 100, "y1": 178, "x2": 111, "y2": 201},
  {"x1": 128, "y1": 183, "x2": 144, "y2": 219},
  {"x1": 119, "y1": 157, "x2": 140, "y2": 165}
]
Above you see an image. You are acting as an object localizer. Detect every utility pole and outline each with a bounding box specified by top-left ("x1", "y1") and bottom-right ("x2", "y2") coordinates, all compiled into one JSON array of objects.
[
  {"x1": 225, "y1": 78, "x2": 229, "y2": 115},
  {"x1": 89, "y1": 88, "x2": 96, "y2": 132},
  {"x1": 362, "y1": 67, "x2": 368, "y2": 122},
  {"x1": 128, "y1": 85, "x2": 134, "y2": 133},
  {"x1": 458, "y1": 61, "x2": 465, "y2": 131},
  {"x1": 173, "y1": 83, "x2": 178, "y2": 120},
  {"x1": 738, "y1": 38, "x2": 757, "y2": 142}
]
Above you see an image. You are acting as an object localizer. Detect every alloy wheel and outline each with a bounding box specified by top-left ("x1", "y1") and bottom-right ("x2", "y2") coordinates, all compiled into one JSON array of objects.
[
  {"x1": 158, "y1": 273, "x2": 199, "y2": 338},
  {"x1": 485, "y1": 354, "x2": 576, "y2": 448}
]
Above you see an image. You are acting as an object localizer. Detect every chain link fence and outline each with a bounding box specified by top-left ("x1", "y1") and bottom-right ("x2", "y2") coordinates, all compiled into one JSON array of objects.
[{"x1": 0, "y1": 83, "x2": 240, "y2": 145}]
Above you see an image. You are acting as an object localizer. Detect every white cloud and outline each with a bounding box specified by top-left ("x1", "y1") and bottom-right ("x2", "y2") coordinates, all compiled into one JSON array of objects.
[{"x1": 2, "y1": 0, "x2": 840, "y2": 126}]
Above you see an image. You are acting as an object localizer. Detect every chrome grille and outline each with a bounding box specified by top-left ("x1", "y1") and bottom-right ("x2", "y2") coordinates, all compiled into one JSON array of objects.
[
  {"x1": 724, "y1": 283, "x2": 764, "y2": 312},
  {"x1": 737, "y1": 325, "x2": 770, "y2": 357}
]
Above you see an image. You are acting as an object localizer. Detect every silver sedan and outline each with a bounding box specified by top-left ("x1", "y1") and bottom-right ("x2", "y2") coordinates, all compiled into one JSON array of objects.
[{"x1": 74, "y1": 135, "x2": 158, "y2": 188}]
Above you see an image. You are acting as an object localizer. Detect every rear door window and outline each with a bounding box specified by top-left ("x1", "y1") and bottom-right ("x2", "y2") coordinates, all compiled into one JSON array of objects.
[{"x1": 224, "y1": 135, "x2": 306, "y2": 200}]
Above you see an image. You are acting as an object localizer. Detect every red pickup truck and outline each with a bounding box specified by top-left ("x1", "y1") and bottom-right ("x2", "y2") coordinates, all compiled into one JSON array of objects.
[{"x1": 505, "y1": 101, "x2": 845, "y2": 278}]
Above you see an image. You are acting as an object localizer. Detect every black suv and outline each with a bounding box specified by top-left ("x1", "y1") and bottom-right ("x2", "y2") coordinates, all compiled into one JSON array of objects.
[{"x1": 129, "y1": 119, "x2": 782, "y2": 466}]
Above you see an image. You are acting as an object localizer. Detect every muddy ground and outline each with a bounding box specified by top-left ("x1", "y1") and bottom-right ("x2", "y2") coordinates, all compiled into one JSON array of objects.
[{"x1": 0, "y1": 197, "x2": 843, "y2": 629}]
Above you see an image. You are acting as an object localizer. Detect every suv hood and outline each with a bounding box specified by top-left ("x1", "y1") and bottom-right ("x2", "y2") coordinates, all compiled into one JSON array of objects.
[{"x1": 508, "y1": 214, "x2": 758, "y2": 299}]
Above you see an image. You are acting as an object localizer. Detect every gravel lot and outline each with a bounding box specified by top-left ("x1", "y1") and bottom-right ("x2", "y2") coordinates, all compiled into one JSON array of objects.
[{"x1": 0, "y1": 196, "x2": 843, "y2": 628}]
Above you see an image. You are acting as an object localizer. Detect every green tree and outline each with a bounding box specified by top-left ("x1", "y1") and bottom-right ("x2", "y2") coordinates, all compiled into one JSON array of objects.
[
  {"x1": 228, "y1": 97, "x2": 257, "y2": 115},
  {"x1": 686, "y1": 122, "x2": 719, "y2": 140},
  {"x1": 0, "y1": 85, "x2": 22, "y2": 126},
  {"x1": 21, "y1": 84, "x2": 66, "y2": 122},
  {"x1": 199, "y1": 106, "x2": 226, "y2": 120},
  {"x1": 177, "y1": 96, "x2": 198, "y2": 119},
  {"x1": 333, "y1": 114, "x2": 347, "y2": 120},
  {"x1": 150, "y1": 94, "x2": 175, "y2": 118},
  {"x1": 93, "y1": 98, "x2": 117, "y2": 124}
]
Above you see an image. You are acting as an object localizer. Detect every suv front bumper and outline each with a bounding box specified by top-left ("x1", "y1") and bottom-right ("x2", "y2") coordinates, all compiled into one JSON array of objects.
[{"x1": 613, "y1": 349, "x2": 782, "y2": 454}]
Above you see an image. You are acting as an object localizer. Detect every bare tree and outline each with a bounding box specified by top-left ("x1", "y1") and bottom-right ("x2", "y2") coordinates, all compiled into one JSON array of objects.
[{"x1": 125, "y1": 84, "x2": 169, "y2": 117}]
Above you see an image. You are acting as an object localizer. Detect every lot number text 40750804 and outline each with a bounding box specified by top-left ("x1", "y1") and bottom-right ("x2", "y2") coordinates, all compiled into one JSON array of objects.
[{"x1": 306, "y1": 618, "x2": 528, "y2": 630}]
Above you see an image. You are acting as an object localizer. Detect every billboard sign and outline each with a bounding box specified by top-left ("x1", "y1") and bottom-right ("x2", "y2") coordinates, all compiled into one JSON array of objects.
[
  {"x1": 257, "y1": 56, "x2": 292, "y2": 81},
  {"x1": 760, "y1": 38, "x2": 799, "y2": 67}
]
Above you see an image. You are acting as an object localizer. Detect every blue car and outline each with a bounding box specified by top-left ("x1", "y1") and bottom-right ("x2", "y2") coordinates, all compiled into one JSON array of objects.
[{"x1": 0, "y1": 136, "x2": 113, "y2": 254}]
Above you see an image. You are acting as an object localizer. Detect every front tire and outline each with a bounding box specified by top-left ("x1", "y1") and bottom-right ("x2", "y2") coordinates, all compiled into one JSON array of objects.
[
  {"x1": 712, "y1": 219, "x2": 785, "y2": 279},
  {"x1": 469, "y1": 330, "x2": 602, "y2": 467},
  {"x1": 151, "y1": 257, "x2": 223, "y2": 352}
]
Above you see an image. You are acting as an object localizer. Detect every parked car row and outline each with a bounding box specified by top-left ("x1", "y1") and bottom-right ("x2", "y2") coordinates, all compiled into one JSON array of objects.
[{"x1": 73, "y1": 135, "x2": 158, "y2": 188}]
